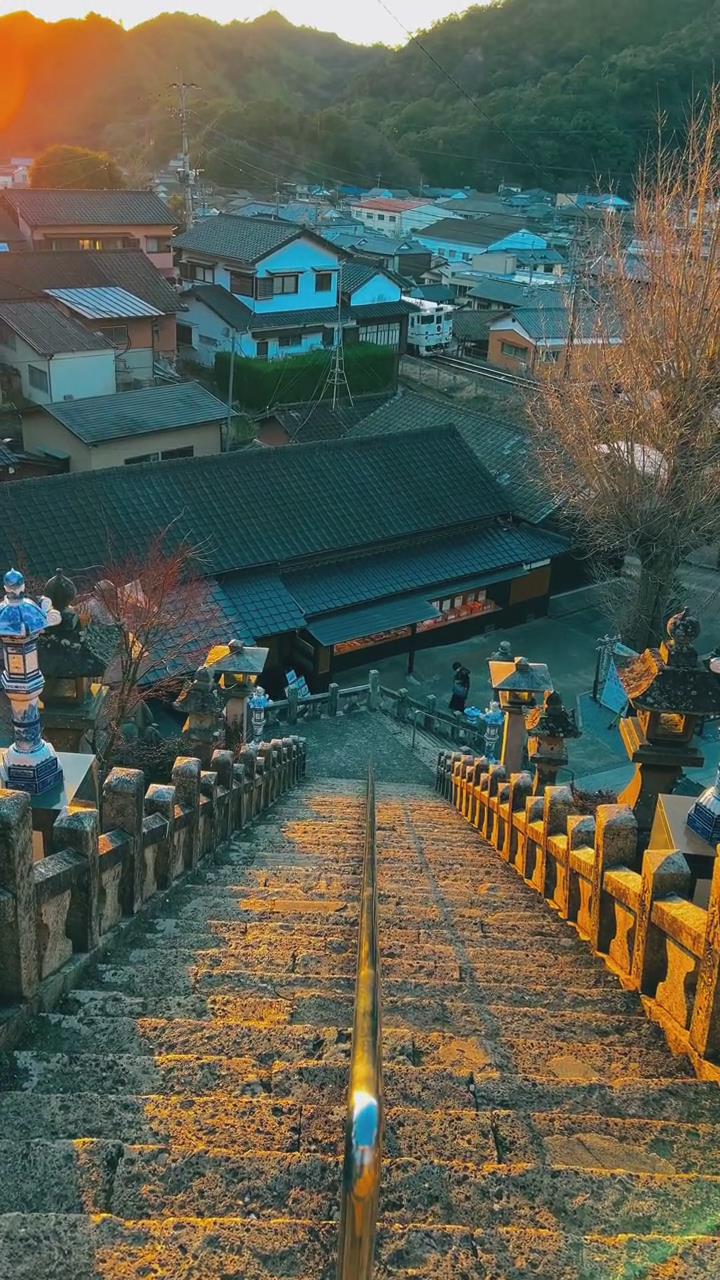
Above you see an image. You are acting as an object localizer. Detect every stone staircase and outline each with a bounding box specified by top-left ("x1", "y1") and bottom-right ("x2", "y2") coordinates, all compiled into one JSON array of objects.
[{"x1": 2, "y1": 777, "x2": 720, "y2": 1277}]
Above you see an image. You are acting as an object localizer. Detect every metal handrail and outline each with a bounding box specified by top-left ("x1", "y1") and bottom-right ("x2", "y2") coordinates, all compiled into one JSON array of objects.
[{"x1": 337, "y1": 767, "x2": 383, "y2": 1279}]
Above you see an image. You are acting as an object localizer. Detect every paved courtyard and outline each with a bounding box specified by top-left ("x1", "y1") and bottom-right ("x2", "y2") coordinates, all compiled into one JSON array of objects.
[{"x1": 341, "y1": 579, "x2": 720, "y2": 790}]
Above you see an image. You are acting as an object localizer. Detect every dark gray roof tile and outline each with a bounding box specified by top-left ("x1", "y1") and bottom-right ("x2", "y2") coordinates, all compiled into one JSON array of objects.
[
  {"x1": 0, "y1": 250, "x2": 184, "y2": 314},
  {"x1": 0, "y1": 299, "x2": 111, "y2": 355},
  {"x1": 41, "y1": 381, "x2": 227, "y2": 444},
  {"x1": 2, "y1": 189, "x2": 174, "y2": 227},
  {"x1": 174, "y1": 215, "x2": 304, "y2": 264}
]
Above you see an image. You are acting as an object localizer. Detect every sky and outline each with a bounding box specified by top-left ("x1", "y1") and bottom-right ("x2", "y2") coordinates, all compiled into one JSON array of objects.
[{"x1": 0, "y1": 1, "x2": 477, "y2": 43}]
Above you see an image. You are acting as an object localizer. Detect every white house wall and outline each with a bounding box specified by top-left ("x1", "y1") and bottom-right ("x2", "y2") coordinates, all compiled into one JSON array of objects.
[{"x1": 0, "y1": 334, "x2": 116, "y2": 403}]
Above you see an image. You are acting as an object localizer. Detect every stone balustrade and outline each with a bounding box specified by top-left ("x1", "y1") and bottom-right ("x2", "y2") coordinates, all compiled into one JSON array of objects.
[
  {"x1": 0, "y1": 735, "x2": 306, "y2": 1044},
  {"x1": 437, "y1": 748, "x2": 720, "y2": 1074}
]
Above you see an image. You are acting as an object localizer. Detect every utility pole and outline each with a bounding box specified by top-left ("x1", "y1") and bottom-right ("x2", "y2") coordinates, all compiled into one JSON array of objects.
[
  {"x1": 170, "y1": 80, "x2": 198, "y2": 230},
  {"x1": 226, "y1": 329, "x2": 237, "y2": 448}
]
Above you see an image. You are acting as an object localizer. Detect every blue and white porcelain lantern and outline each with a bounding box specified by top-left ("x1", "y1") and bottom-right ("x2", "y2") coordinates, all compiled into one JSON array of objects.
[
  {"x1": 479, "y1": 699, "x2": 504, "y2": 764},
  {"x1": 0, "y1": 568, "x2": 63, "y2": 794},
  {"x1": 247, "y1": 685, "x2": 271, "y2": 745}
]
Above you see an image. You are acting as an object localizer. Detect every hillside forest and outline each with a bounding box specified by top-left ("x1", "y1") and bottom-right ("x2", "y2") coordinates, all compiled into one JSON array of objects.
[{"x1": 2, "y1": 1, "x2": 720, "y2": 193}]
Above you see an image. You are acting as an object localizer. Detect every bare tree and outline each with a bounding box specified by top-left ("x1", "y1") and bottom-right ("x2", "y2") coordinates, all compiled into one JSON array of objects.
[
  {"x1": 530, "y1": 94, "x2": 720, "y2": 650},
  {"x1": 79, "y1": 529, "x2": 220, "y2": 769}
]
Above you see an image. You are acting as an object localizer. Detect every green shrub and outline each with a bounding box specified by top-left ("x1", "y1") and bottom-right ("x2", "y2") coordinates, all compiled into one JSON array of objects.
[{"x1": 215, "y1": 343, "x2": 397, "y2": 411}]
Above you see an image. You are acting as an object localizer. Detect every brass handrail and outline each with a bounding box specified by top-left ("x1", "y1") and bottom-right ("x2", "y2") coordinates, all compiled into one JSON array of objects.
[{"x1": 336, "y1": 767, "x2": 383, "y2": 1279}]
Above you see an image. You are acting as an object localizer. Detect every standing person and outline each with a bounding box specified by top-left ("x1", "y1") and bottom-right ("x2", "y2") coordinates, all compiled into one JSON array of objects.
[{"x1": 449, "y1": 660, "x2": 470, "y2": 712}]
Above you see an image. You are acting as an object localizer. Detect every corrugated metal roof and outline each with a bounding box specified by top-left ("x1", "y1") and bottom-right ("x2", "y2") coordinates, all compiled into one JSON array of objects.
[
  {"x1": 0, "y1": 299, "x2": 112, "y2": 355},
  {"x1": 2, "y1": 188, "x2": 175, "y2": 227},
  {"x1": 42, "y1": 380, "x2": 227, "y2": 444},
  {"x1": 45, "y1": 286, "x2": 162, "y2": 320},
  {"x1": 0, "y1": 250, "x2": 185, "y2": 314}
]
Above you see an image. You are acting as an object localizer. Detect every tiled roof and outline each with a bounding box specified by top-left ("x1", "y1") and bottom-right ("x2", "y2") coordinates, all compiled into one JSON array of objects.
[
  {"x1": 352, "y1": 300, "x2": 417, "y2": 320},
  {"x1": 1, "y1": 189, "x2": 175, "y2": 227},
  {"x1": 507, "y1": 305, "x2": 621, "y2": 342},
  {"x1": 186, "y1": 285, "x2": 254, "y2": 329},
  {"x1": 41, "y1": 381, "x2": 227, "y2": 444},
  {"x1": 418, "y1": 218, "x2": 527, "y2": 247},
  {"x1": 349, "y1": 390, "x2": 556, "y2": 524},
  {"x1": 220, "y1": 571, "x2": 306, "y2": 639},
  {"x1": 452, "y1": 310, "x2": 498, "y2": 341},
  {"x1": 186, "y1": 286, "x2": 339, "y2": 333},
  {"x1": 0, "y1": 299, "x2": 112, "y2": 355},
  {"x1": 322, "y1": 228, "x2": 428, "y2": 256},
  {"x1": 0, "y1": 207, "x2": 26, "y2": 247},
  {"x1": 174, "y1": 215, "x2": 306, "y2": 264},
  {"x1": 286, "y1": 525, "x2": 567, "y2": 617},
  {"x1": 0, "y1": 250, "x2": 184, "y2": 314},
  {"x1": 45, "y1": 286, "x2": 162, "y2": 320},
  {"x1": 0, "y1": 426, "x2": 508, "y2": 579},
  {"x1": 469, "y1": 278, "x2": 565, "y2": 307},
  {"x1": 248, "y1": 305, "x2": 340, "y2": 333},
  {"x1": 272, "y1": 394, "x2": 392, "y2": 443},
  {"x1": 341, "y1": 260, "x2": 379, "y2": 293}
]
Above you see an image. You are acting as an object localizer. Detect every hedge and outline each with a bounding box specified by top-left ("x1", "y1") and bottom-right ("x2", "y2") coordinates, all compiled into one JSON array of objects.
[{"x1": 215, "y1": 342, "x2": 398, "y2": 411}]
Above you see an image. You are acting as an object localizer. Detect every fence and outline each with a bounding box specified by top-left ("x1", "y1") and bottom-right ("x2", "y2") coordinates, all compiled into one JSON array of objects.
[
  {"x1": 437, "y1": 749, "x2": 720, "y2": 1074},
  {"x1": 0, "y1": 736, "x2": 306, "y2": 1047}
]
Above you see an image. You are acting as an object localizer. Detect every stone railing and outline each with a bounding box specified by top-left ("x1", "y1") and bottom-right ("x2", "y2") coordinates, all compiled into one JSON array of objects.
[
  {"x1": 379, "y1": 685, "x2": 487, "y2": 753},
  {"x1": 266, "y1": 672, "x2": 381, "y2": 728},
  {"x1": 264, "y1": 672, "x2": 489, "y2": 756},
  {"x1": 0, "y1": 736, "x2": 306, "y2": 1047},
  {"x1": 437, "y1": 749, "x2": 720, "y2": 1076}
]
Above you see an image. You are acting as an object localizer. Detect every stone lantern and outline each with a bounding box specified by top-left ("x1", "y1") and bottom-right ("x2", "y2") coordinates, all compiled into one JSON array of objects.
[
  {"x1": 204, "y1": 639, "x2": 269, "y2": 742},
  {"x1": 37, "y1": 568, "x2": 110, "y2": 753},
  {"x1": 173, "y1": 665, "x2": 223, "y2": 766},
  {"x1": 525, "y1": 689, "x2": 580, "y2": 793},
  {"x1": 0, "y1": 568, "x2": 63, "y2": 794},
  {"x1": 487, "y1": 654, "x2": 553, "y2": 774},
  {"x1": 618, "y1": 610, "x2": 720, "y2": 844}
]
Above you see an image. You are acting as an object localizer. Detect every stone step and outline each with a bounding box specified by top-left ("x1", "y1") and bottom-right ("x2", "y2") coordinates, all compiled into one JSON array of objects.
[
  {"x1": 5, "y1": 1214, "x2": 720, "y2": 1280},
  {"x1": 3, "y1": 1140, "x2": 720, "y2": 1234},
  {"x1": 58, "y1": 982, "x2": 645, "y2": 1026}
]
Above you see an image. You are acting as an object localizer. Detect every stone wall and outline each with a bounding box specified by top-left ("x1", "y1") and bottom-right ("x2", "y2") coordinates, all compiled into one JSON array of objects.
[
  {"x1": 438, "y1": 749, "x2": 720, "y2": 1077},
  {"x1": 0, "y1": 736, "x2": 306, "y2": 1048}
]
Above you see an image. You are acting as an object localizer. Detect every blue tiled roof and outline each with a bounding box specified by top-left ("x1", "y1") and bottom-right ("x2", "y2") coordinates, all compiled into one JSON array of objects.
[{"x1": 220, "y1": 572, "x2": 306, "y2": 641}]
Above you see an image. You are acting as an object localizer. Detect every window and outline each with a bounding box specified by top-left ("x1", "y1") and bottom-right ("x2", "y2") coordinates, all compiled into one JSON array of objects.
[
  {"x1": 256, "y1": 340, "x2": 269, "y2": 359},
  {"x1": 28, "y1": 365, "x2": 49, "y2": 393},
  {"x1": 79, "y1": 238, "x2": 103, "y2": 251},
  {"x1": 0, "y1": 321, "x2": 16, "y2": 349},
  {"x1": 315, "y1": 271, "x2": 333, "y2": 293},
  {"x1": 389, "y1": 215, "x2": 397, "y2": 223},
  {"x1": 256, "y1": 277, "x2": 273, "y2": 300},
  {"x1": 500, "y1": 340, "x2": 529, "y2": 360},
  {"x1": 278, "y1": 334, "x2": 301, "y2": 348},
  {"x1": 377, "y1": 213, "x2": 385, "y2": 221},
  {"x1": 145, "y1": 237, "x2": 170, "y2": 254},
  {"x1": 161, "y1": 445, "x2": 194, "y2": 460},
  {"x1": 231, "y1": 271, "x2": 254, "y2": 297},
  {"x1": 125, "y1": 451, "x2": 160, "y2": 465},
  {"x1": 193, "y1": 263, "x2": 215, "y2": 283},
  {"x1": 177, "y1": 322, "x2": 193, "y2": 346},
  {"x1": 365, "y1": 212, "x2": 374, "y2": 220},
  {"x1": 539, "y1": 349, "x2": 560, "y2": 363},
  {"x1": 97, "y1": 324, "x2": 129, "y2": 348},
  {"x1": 274, "y1": 274, "x2": 299, "y2": 296},
  {"x1": 358, "y1": 322, "x2": 400, "y2": 348}
]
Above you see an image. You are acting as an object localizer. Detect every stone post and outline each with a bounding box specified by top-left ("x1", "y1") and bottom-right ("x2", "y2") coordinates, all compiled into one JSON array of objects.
[
  {"x1": 0, "y1": 789, "x2": 39, "y2": 1002},
  {"x1": 690, "y1": 852, "x2": 720, "y2": 1060},
  {"x1": 211, "y1": 748, "x2": 235, "y2": 843},
  {"x1": 368, "y1": 670, "x2": 380, "y2": 711},
  {"x1": 144, "y1": 785, "x2": 176, "y2": 887},
  {"x1": 505, "y1": 771, "x2": 533, "y2": 864},
  {"x1": 631, "y1": 848, "x2": 693, "y2": 995},
  {"x1": 424, "y1": 694, "x2": 437, "y2": 733},
  {"x1": 397, "y1": 688, "x2": 409, "y2": 723},
  {"x1": 561, "y1": 814, "x2": 596, "y2": 921},
  {"x1": 328, "y1": 683, "x2": 339, "y2": 717},
  {"x1": 200, "y1": 769, "x2": 219, "y2": 857},
  {"x1": 172, "y1": 757, "x2": 202, "y2": 869},
  {"x1": 287, "y1": 685, "x2": 299, "y2": 725},
  {"x1": 531, "y1": 783, "x2": 575, "y2": 896},
  {"x1": 588, "y1": 804, "x2": 637, "y2": 949},
  {"x1": 102, "y1": 767, "x2": 145, "y2": 916},
  {"x1": 53, "y1": 807, "x2": 100, "y2": 951}
]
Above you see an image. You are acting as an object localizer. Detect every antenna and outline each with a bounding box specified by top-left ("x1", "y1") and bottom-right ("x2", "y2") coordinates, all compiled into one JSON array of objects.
[{"x1": 320, "y1": 263, "x2": 354, "y2": 411}]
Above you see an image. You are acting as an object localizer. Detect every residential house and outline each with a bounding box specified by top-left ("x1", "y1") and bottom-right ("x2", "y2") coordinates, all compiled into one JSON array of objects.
[
  {"x1": 0, "y1": 426, "x2": 568, "y2": 689},
  {"x1": 414, "y1": 217, "x2": 535, "y2": 264},
  {"x1": 322, "y1": 227, "x2": 431, "y2": 279},
  {"x1": 467, "y1": 278, "x2": 565, "y2": 312},
  {"x1": 0, "y1": 189, "x2": 176, "y2": 274},
  {"x1": 0, "y1": 300, "x2": 116, "y2": 405},
  {"x1": 0, "y1": 207, "x2": 27, "y2": 253},
  {"x1": 174, "y1": 215, "x2": 415, "y2": 362},
  {"x1": 21, "y1": 381, "x2": 228, "y2": 471},
  {"x1": 349, "y1": 197, "x2": 459, "y2": 236},
  {"x1": 0, "y1": 250, "x2": 184, "y2": 382},
  {"x1": 488, "y1": 302, "x2": 622, "y2": 375}
]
